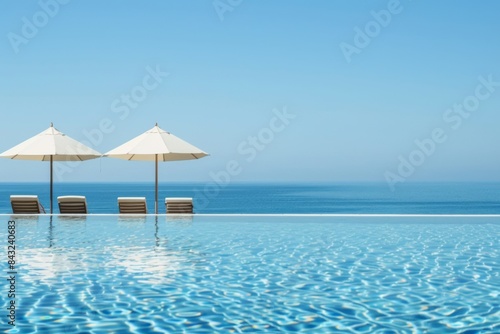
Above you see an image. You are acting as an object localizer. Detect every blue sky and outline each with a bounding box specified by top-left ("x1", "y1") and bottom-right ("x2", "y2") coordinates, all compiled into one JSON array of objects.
[{"x1": 1, "y1": 0, "x2": 499, "y2": 184}]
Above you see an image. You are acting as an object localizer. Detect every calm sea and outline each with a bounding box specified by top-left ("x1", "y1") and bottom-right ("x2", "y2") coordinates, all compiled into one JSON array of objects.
[{"x1": 0, "y1": 182, "x2": 499, "y2": 214}]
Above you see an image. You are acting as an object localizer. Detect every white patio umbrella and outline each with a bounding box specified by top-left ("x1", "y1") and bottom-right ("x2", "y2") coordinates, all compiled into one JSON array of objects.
[
  {"x1": 104, "y1": 123, "x2": 208, "y2": 214},
  {"x1": 0, "y1": 123, "x2": 102, "y2": 213}
]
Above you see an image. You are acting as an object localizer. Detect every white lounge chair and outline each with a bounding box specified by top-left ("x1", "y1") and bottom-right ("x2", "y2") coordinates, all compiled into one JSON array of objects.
[
  {"x1": 165, "y1": 197, "x2": 193, "y2": 214},
  {"x1": 118, "y1": 197, "x2": 147, "y2": 214},
  {"x1": 10, "y1": 195, "x2": 45, "y2": 214},
  {"x1": 58, "y1": 196, "x2": 88, "y2": 214}
]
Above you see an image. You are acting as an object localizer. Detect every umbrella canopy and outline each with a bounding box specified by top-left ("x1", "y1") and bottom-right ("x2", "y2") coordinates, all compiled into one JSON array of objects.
[
  {"x1": 105, "y1": 123, "x2": 208, "y2": 214},
  {"x1": 0, "y1": 123, "x2": 102, "y2": 213}
]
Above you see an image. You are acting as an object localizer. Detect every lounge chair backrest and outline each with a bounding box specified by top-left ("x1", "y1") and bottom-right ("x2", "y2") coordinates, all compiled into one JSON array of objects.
[
  {"x1": 58, "y1": 196, "x2": 88, "y2": 214},
  {"x1": 118, "y1": 197, "x2": 147, "y2": 214},
  {"x1": 165, "y1": 197, "x2": 193, "y2": 214},
  {"x1": 10, "y1": 195, "x2": 43, "y2": 214}
]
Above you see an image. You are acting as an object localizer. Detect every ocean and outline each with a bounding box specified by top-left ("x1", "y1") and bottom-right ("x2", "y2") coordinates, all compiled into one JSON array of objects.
[{"x1": 1, "y1": 182, "x2": 499, "y2": 214}]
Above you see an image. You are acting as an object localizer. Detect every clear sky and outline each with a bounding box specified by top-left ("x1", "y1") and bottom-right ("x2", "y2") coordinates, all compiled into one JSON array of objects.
[{"x1": 1, "y1": 0, "x2": 499, "y2": 184}]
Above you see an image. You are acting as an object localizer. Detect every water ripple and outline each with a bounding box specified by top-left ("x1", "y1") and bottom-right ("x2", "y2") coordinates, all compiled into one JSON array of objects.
[{"x1": 1, "y1": 216, "x2": 499, "y2": 333}]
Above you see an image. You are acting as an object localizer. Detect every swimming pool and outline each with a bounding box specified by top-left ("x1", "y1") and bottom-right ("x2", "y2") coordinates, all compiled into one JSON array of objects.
[{"x1": 1, "y1": 215, "x2": 499, "y2": 333}]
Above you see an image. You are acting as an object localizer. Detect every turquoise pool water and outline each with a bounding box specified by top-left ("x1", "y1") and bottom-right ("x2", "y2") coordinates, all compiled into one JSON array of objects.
[{"x1": 1, "y1": 215, "x2": 499, "y2": 333}]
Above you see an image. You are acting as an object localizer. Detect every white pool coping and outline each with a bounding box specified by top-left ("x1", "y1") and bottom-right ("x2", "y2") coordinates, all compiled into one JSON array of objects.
[{"x1": 1, "y1": 213, "x2": 500, "y2": 217}]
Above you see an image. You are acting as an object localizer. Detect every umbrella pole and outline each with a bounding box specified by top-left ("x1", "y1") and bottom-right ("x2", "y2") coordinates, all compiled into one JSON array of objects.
[
  {"x1": 50, "y1": 156, "x2": 53, "y2": 214},
  {"x1": 155, "y1": 154, "x2": 158, "y2": 215}
]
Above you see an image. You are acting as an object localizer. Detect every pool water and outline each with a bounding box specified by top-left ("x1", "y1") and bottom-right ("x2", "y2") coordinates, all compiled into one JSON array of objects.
[{"x1": 1, "y1": 215, "x2": 499, "y2": 333}]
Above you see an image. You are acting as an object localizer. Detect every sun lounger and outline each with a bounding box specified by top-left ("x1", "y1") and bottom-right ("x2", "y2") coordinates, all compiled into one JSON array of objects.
[
  {"x1": 118, "y1": 197, "x2": 147, "y2": 214},
  {"x1": 10, "y1": 195, "x2": 45, "y2": 214},
  {"x1": 58, "y1": 196, "x2": 88, "y2": 214},
  {"x1": 165, "y1": 197, "x2": 193, "y2": 214}
]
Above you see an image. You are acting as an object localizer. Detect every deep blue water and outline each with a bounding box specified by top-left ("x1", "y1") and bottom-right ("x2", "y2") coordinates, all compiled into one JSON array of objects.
[{"x1": 0, "y1": 182, "x2": 499, "y2": 214}]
